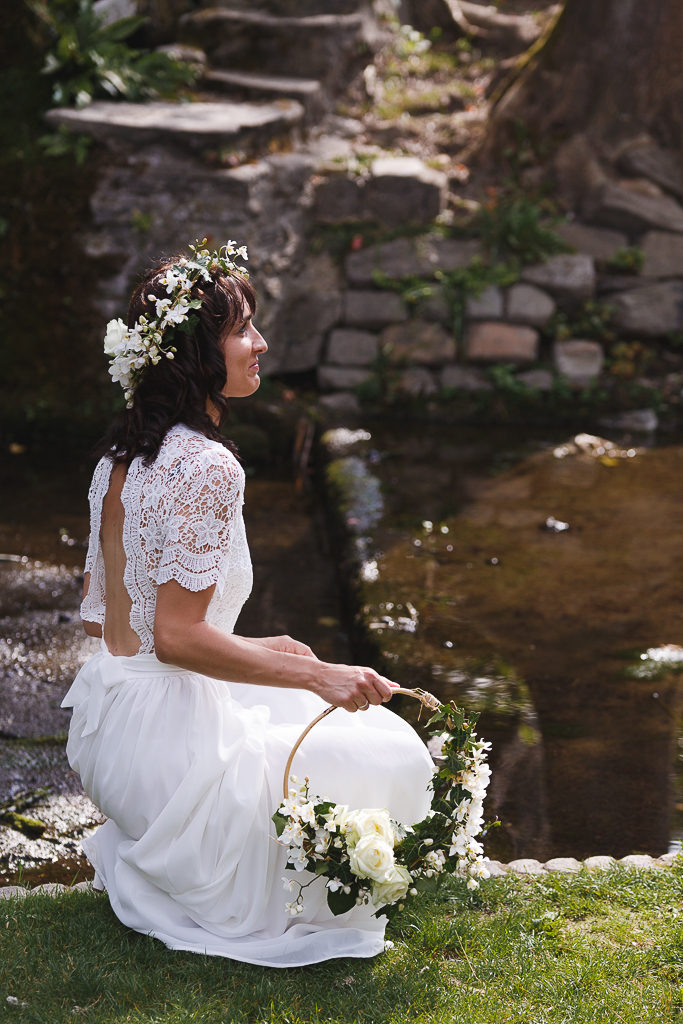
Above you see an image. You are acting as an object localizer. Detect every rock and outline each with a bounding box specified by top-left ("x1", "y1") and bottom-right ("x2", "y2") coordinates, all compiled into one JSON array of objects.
[
  {"x1": 273, "y1": 254, "x2": 343, "y2": 373},
  {"x1": 598, "y1": 409, "x2": 659, "y2": 432},
  {"x1": 466, "y1": 285, "x2": 504, "y2": 320},
  {"x1": 521, "y1": 254, "x2": 596, "y2": 304},
  {"x1": 465, "y1": 322, "x2": 539, "y2": 363},
  {"x1": 553, "y1": 340, "x2": 604, "y2": 385},
  {"x1": 620, "y1": 854, "x2": 660, "y2": 869},
  {"x1": 343, "y1": 290, "x2": 407, "y2": 329},
  {"x1": 365, "y1": 157, "x2": 446, "y2": 228},
  {"x1": 543, "y1": 857, "x2": 581, "y2": 873},
  {"x1": 421, "y1": 286, "x2": 451, "y2": 322},
  {"x1": 583, "y1": 855, "x2": 616, "y2": 870},
  {"x1": 31, "y1": 883, "x2": 68, "y2": 895},
  {"x1": 555, "y1": 222, "x2": 628, "y2": 262},
  {"x1": 618, "y1": 141, "x2": 683, "y2": 203},
  {"x1": 506, "y1": 858, "x2": 544, "y2": 875},
  {"x1": 505, "y1": 283, "x2": 556, "y2": 327},
  {"x1": 318, "y1": 365, "x2": 372, "y2": 391},
  {"x1": 45, "y1": 99, "x2": 305, "y2": 151},
  {"x1": 610, "y1": 281, "x2": 683, "y2": 336},
  {"x1": 481, "y1": 859, "x2": 508, "y2": 878},
  {"x1": 554, "y1": 134, "x2": 609, "y2": 214},
  {"x1": 399, "y1": 367, "x2": 438, "y2": 395},
  {"x1": 157, "y1": 43, "x2": 207, "y2": 67},
  {"x1": 597, "y1": 275, "x2": 648, "y2": 295},
  {"x1": 381, "y1": 321, "x2": 456, "y2": 366},
  {"x1": 319, "y1": 391, "x2": 361, "y2": 413},
  {"x1": 0, "y1": 886, "x2": 28, "y2": 900},
  {"x1": 313, "y1": 175, "x2": 365, "y2": 223},
  {"x1": 326, "y1": 328, "x2": 378, "y2": 366},
  {"x1": 655, "y1": 852, "x2": 680, "y2": 866},
  {"x1": 93, "y1": 0, "x2": 136, "y2": 27},
  {"x1": 202, "y1": 69, "x2": 323, "y2": 121},
  {"x1": 344, "y1": 236, "x2": 482, "y2": 286},
  {"x1": 441, "y1": 365, "x2": 493, "y2": 391},
  {"x1": 640, "y1": 231, "x2": 683, "y2": 277},
  {"x1": 516, "y1": 369, "x2": 553, "y2": 391},
  {"x1": 584, "y1": 181, "x2": 683, "y2": 234}
]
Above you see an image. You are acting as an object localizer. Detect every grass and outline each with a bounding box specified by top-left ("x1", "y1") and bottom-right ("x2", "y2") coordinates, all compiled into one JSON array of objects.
[{"x1": 3, "y1": 869, "x2": 683, "y2": 1022}]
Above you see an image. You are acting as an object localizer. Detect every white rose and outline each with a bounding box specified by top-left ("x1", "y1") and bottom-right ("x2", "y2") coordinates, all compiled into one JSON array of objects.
[
  {"x1": 104, "y1": 318, "x2": 128, "y2": 356},
  {"x1": 371, "y1": 864, "x2": 413, "y2": 907},
  {"x1": 348, "y1": 833, "x2": 395, "y2": 882},
  {"x1": 348, "y1": 808, "x2": 395, "y2": 848}
]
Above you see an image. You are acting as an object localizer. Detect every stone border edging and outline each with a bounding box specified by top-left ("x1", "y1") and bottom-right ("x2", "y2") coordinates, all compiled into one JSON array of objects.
[{"x1": 0, "y1": 854, "x2": 679, "y2": 899}]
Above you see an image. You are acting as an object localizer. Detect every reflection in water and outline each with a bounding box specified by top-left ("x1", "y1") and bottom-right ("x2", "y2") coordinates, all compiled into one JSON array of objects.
[{"x1": 325, "y1": 423, "x2": 683, "y2": 861}]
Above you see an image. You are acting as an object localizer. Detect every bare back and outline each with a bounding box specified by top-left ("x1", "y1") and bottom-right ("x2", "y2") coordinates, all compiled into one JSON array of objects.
[{"x1": 100, "y1": 463, "x2": 141, "y2": 656}]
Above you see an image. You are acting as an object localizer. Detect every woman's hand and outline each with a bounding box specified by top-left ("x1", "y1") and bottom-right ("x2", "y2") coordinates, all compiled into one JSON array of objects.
[
  {"x1": 246, "y1": 635, "x2": 318, "y2": 659},
  {"x1": 311, "y1": 663, "x2": 398, "y2": 713}
]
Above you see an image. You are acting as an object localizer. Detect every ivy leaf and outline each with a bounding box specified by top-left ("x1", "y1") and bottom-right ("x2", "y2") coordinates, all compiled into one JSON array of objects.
[
  {"x1": 328, "y1": 886, "x2": 357, "y2": 917},
  {"x1": 175, "y1": 314, "x2": 199, "y2": 335},
  {"x1": 271, "y1": 812, "x2": 287, "y2": 837}
]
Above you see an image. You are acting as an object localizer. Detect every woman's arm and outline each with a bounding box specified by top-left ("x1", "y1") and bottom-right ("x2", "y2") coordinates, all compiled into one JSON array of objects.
[
  {"x1": 154, "y1": 579, "x2": 395, "y2": 713},
  {"x1": 81, "y1": 572, "x2": 103, "y2": 639}
]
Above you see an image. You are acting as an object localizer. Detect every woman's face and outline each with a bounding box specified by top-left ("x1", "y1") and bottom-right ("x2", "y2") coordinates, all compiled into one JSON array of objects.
[{"x1": 221, "y1": 300, "x2": 267, "y2": 398}]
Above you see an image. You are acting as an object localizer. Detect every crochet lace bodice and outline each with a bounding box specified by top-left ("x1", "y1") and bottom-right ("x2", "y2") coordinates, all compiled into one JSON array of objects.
[{"x1": 81, "y1": 423, "x2": 253, "y2": 653}]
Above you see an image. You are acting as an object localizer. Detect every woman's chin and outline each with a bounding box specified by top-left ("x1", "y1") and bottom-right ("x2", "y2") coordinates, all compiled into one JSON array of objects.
[{"x1": 226, "y1": 376, "x2": 260, "y2": 399}]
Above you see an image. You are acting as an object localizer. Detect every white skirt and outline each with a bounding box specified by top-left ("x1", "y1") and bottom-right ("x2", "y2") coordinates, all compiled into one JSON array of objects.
[{"x1": 61, "y1": 644, "x2": 434, "y2": 967}]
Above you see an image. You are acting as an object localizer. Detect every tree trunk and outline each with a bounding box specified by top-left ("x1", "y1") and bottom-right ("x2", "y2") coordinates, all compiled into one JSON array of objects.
[{"x1": 488, "y1": 0, "x2": 683, "y2": 162}]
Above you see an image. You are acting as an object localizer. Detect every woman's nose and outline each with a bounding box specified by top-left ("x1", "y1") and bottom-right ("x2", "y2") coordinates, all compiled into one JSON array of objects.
[{"x1": 253, "y1": 328, "x2": 268, "y2": 353}]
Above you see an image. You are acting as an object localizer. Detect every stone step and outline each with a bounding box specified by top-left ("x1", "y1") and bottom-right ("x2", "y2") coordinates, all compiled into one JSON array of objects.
[
  {"x1": 202, "y1": 69, "x2": 325, "y2": 121},
  {"x1": 179, "y1": 7, "x2": 378, "y2": 93},
  {"x1": 198, "y1": 0, "x2": 363, "y2": 13},
  {"x1": 45, "y1": 98, "x2": 304, "y2": 153}
]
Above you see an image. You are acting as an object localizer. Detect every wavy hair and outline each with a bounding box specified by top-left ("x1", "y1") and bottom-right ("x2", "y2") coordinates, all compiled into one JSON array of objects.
[{"x1": 98, "y1": 257, "x2": 257, "y2": 466}]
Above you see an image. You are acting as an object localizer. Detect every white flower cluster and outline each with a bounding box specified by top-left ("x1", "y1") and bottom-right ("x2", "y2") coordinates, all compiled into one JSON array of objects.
[
  {"x1": 103, "y1": 239, "x2": 248, "y2": 407},
  {"x1": 447, "y1": 735, "x2": 492, "y2": 890},
  {"x1": 278, "y1": 776, "x2": 413, "y2": 916}
]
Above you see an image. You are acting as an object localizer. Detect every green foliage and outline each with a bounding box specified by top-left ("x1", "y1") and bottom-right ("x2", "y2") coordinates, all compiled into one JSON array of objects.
[
  {"x1": 607, "y1": 341, "x2": 655, "y2": 379},
  {"x1": 38, "y1": 123, "x2": 91, "y2": 163},
  {"x1": 549, "y1": 299, "x2": 617, "y2": 343},
  {"x1": 607, "y1": 245, "x2": 645, "y2": 275},
  {"x1": 27, "y1": 0, "x2": 198, "y2": 108},
  {"x1": 470, "y1": 196, "x2": 570, "y2": 265}
]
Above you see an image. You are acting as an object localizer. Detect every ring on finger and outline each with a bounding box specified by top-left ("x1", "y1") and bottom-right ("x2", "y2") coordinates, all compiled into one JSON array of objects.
[{"x1": 358, "y1": 699, "x2": 370, "y2": 710}]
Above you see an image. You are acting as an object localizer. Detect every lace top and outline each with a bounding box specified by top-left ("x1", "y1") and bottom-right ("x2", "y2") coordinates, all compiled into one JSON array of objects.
[{"x1": 81, "y1": 423, "x2": 253, "y2": 653}]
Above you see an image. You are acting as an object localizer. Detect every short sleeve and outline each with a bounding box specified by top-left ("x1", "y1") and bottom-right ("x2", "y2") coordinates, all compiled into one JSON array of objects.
[
  {"x1": 80, "y1": 456, "x2": 113, "y2": 624},
  {"x1": 154, "y1": 449, "x2": 244, "y2": 593}
]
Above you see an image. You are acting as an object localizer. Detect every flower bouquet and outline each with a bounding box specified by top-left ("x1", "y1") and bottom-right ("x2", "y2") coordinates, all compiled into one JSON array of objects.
[{"x1": 272, "y1": 698, "x2": 492, "y2": 919}]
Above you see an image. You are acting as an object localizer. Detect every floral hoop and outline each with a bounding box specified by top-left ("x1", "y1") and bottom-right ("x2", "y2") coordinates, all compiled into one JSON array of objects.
[{"x1": 272, "y1": 688, "x2": 493, "y2": 920}]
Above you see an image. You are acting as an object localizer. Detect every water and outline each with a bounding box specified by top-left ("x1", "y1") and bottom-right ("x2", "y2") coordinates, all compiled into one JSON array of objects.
[{"x1": 2, "y1": 423, "x2": 683, "y2": 881}]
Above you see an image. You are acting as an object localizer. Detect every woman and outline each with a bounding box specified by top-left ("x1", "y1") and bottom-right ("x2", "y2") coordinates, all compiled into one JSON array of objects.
[{"x1": 62, "y1": 241, "x2": 434, "y2": 967}]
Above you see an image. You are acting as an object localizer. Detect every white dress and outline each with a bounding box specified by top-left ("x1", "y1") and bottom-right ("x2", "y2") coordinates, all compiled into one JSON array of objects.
[{"x1": 62, "y1": 423, "x2": 434, "y2": 967}]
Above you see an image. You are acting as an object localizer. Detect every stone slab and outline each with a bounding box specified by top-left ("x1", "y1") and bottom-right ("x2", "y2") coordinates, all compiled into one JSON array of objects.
[
  {"x1": 318, "y1": 365, "x2": 372, "y2": 391},
  {"x1": 506, "y1": 283, "x2": 556, "y2": 327},
  {"x1": 313, "y1": 175, "x2": 365, "y2": 223},
  {"x1": 516, "y1": 368, "x2": 553, "y2": 391},
  {"x1": 381, "y1": 321, "x2": 456, "y2": 366},
  {"x1": 326, "y1": 328, "x2": 379, "y2": 366},
  {"x1": 553, "y1": 340, "x2": 604, "y2": 384},
  {"x1": 345, "y1": 236, "x2": 482, "y2": 286},
  {"x1": 399, "y1": 367, "x2": 438, "y2": 395},
  {"x1": 610, "y1": 280, "x2": 683, "y2": 336},
  {"x1": 583, "y1": 855, "x2": 616, "y2": 870},
  {"x1": 466, "y1": 285, "x2": 504, "y2": 320},
  {"x1": 619, "y1": 143, "x2": 683, "y2": 202},
  {"x1": 620, "y1": 854, "x2": 660, "y2": 869},
  {"x1": 441, "y1": 365, "x2": 493, "y2": 391},
  {"x1": 584, "y1": 181, "x2": 683, "y2": 234},
  {"x1": 0, "y1": 886, "x2": 28, "y2": 900},
  {"x1": 522, "y1": 254, "x2": 596, "y2": 304},
  {"x1": 640, "y1": 231, "x2": 683, "y2": 277},
  {"x1": 544, "y1": 857, "x2": 581, "y2": 873},
  {"x1": 465, "y1": 322, "x2": 539, "y2": 363},
  {"x1": 555, "y1": 222, "x2": 628, "y2": 261},
  {"x1": 318, "y1": 391, "x2": 361, "y2": 413},
  {"x1": 506, "y1": 858, "x2": 544, "y2": 875},
  {"x1": 343, "y1": 290, "x2": 407, "y2": 329},
  {"x1": 364, "y1": 157, "x2": 446, "y2": 228},
  {"x1": 45, "y1": 99, "x2": 304, "y2": 149}
]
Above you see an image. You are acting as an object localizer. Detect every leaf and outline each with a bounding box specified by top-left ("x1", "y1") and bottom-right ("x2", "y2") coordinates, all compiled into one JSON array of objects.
[
  {"x1": 271, "y1": 812, "x2": 287, "y2": 837},
  {"x1": 98, "y1": 15, "x2": 148, "y2": 42},
  {"x1": 327, "y1": 886, "x2": 357, "y2": 917},
  {"x1": 175, "y1": 314, "x2": 199, "y2": 335},
  {"x1": 315, "y1": 861, "x2": 331, "y2": 876}
]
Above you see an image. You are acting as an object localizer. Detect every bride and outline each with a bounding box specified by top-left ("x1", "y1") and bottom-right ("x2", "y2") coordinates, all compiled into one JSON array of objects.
[{"x1": 61, "y1": 241, "x2": 434, "y2": 967}]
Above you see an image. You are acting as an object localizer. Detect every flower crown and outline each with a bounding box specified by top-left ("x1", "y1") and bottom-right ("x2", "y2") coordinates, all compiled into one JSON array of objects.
[{"x1": 103, "y1": 239, "x2": 249, "y2": 408}]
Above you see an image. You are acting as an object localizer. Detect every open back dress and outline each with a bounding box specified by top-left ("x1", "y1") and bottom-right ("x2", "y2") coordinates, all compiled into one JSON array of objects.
[{"x1": 61, "y1": 423, "x2": 434, "y2": 967}]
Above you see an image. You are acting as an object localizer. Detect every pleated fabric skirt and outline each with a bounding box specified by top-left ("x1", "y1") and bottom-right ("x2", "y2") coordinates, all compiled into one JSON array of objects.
[{"x1": 62, "y1": 644, "x2": 434, "y2": 967}]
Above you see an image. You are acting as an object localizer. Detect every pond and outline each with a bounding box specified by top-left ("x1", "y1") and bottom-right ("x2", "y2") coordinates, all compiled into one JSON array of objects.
[{"x1": 1, "y1": 419, "x2": 682, "y2": 882}]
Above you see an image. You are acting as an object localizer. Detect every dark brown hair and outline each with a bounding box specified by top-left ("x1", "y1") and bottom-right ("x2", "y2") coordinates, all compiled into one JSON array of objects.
[{"x1": 98, "y1": 257, "x2": 257, "y2": 466}]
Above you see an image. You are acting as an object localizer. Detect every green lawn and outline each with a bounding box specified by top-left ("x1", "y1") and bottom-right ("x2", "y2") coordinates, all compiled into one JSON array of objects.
[{"x1": 3, "y1": 869, "x2": 683, "y2": 1023}]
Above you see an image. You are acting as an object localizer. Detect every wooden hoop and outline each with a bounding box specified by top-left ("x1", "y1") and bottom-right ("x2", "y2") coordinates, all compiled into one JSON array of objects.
[{"x1": 282, "y1": 687, "x2": 443, "y2": 799}]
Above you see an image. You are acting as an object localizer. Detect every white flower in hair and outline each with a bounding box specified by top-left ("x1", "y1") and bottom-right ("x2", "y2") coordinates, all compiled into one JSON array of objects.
[{"x1": 103, "y1": 237, "x2": 249, "y2": 407}]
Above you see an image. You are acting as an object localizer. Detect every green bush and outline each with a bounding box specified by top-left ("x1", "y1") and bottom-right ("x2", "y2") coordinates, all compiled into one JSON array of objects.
[{"x1": 470, "y1": 196, "x2": 571, "y2": 265}]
